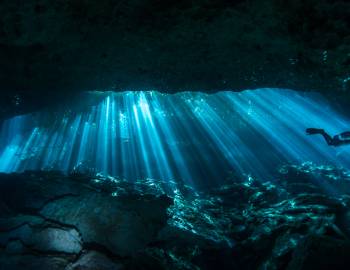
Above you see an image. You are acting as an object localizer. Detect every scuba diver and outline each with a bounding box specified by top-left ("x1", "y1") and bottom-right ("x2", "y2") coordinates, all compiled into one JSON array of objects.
[{"x1": 306, "y1": 128, "x2": 350, "y2": 146}]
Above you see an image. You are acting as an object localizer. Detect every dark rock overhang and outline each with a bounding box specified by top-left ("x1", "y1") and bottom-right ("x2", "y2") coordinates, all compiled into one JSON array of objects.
[{"x1": 0, "y1": 0, "x2": 349, "y2": 120}]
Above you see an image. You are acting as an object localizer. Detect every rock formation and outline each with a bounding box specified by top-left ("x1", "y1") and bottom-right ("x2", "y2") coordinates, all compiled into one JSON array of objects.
[
  {"x1": 1, "y1": 163, "x2": 350, "y2": 269},
  {"x1": 0, "y1": 0, "x2": 349, "y2": 120}
]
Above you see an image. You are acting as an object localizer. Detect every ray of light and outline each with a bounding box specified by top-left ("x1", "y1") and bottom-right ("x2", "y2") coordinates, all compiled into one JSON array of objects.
[{"x1": 1, "y1": 89, "x2": 350, "y2": 189}]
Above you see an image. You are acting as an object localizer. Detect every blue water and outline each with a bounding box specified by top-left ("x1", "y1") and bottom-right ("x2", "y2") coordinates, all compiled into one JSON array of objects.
[{"x1": 1, "y1": 88, "x2": 350, "y2": 188}]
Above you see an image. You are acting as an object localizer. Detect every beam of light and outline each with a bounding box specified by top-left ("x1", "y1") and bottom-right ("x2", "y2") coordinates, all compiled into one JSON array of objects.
[
  {"x1": 1, "y1": 89, "x2": 350, "y2": 189},
  {"x1": 137, "y1": 92, "x2": 174, "y2": 181},
  {"x1": 131, "y1": 95, "x2": 153, "y2": 179},
  {"x1": 151, "y1": 94, "x2": 193, "y2": 186},
  {"x1": 223, "y1": 89, "x2": 350, "y2": 167}
]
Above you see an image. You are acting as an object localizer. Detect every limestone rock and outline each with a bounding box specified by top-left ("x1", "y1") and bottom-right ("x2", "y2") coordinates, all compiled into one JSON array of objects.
[
  {"x1": 0, "y1": 0, "x2": 349, "y2": 120},
  {"x1": 287, "y1": 236, "x2": 350, "y2": 270},
  {"x1": 0, "y1": 254, "x2": 72, "y2": 270},
  {"x1": 40, "y1": 192, "x2": 172, "y2": 256},
  {"x1": 65, "y1": 251, "x2": 124, "y2": 270},
  {"x1": 1, "y1": 164, "x2": 350, "y2": 269},
  {"x1": 0, "y1": 224, "x2": 82, "y2": 254}
]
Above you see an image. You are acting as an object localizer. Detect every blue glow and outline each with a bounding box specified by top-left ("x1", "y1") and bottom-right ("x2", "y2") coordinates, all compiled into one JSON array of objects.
[{"x1": 1, "y1": 89, "x2": 350, "y2": 188}]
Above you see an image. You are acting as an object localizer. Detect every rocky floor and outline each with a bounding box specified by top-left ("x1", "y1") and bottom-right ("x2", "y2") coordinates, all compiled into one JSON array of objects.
[{"x1": 1, "y1": 163, "x2": 350, "y2": 269}]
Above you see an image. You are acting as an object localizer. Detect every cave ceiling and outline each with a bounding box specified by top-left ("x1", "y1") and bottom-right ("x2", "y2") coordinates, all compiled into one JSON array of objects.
[{"x1": 0, "y1": 0, "x2": 349, "y2": 119}]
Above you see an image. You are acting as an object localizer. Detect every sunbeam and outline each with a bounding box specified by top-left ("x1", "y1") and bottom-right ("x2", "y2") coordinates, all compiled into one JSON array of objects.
[{"x1": 1, "y1": 88, "x2": 350, "y2": 188}]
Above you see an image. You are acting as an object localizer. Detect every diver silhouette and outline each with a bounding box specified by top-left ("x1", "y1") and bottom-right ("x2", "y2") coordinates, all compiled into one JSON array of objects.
[{"x1": 306, "y1": 128, "x2": 350, "y2": 146}]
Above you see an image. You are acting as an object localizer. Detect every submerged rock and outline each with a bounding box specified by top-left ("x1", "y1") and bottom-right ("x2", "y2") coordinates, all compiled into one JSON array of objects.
[
  {"x1": 1, "y1": 164, "x2": 350, "y2": 269},
  {"x1": 40, "y1": 192, "x2": 172, "y2": 256},
  {"x1": 66, "y1": 251, "x2": 124, "y2": 270},
  {"x1": 287, "y1": 236, "x2": 350, "y2": 270},
  {"x1": 0, "y1": 254, "x2": 73, "y2": 270},
  {"x1": 0, "y1": 224, "x2": 82, "y2": 254}
]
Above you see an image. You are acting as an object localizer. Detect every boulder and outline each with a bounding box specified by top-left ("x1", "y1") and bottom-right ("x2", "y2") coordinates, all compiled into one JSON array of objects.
[
  {"x1": 65, "y1": 251, "x2": 124, "y2": 270},
  {"x1": 40, "y1": 192, "x2": 171, "y2": 256},
  {"x1": 287, "y1": 236, "x2": 350, "y2": 270},
  {"x1": 0, "y1": 224, "x2": 82, "y2": 254}
]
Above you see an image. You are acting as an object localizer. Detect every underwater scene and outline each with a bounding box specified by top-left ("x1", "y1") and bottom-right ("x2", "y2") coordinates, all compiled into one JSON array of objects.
[
  {"x1": 1, "y1": 88, "x2": 350, "y2": 269},
  {"x1": 2, "y1": 88, "x2": 350, "y2": 186},
  {"x1": 1, "y1": 0, "x2": 350, "y2": 268}
]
